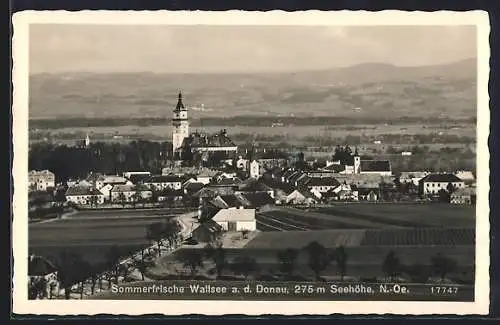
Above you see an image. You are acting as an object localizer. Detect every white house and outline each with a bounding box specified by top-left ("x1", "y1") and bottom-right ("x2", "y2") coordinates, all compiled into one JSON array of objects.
[
  {"x1": 419, "y1": 173, "x2": 466, "y2": 195},
  {"x1": 236, "y1": 156, "x2": 249, "y2": 171},
  {"x1": 285, "y1": 189, "x2": 318, "y2": 205},
  {"x1": 29, "y1": 170, "x2": 55, "y2": 192},
  {"x1": 303, "y1": 177, "x2": 341, "y2": 194},
  {"x1": 212, "y1": 208, "x2": 256, "y2": 232},
  {"x1": 143, "y1": 175, "x2": 183, "y2": 191},
  {"x1": 99, "y1": 184, "x2": 114, "y2": 201},
  {"x1": 94, "y1": 175, "x2": 131, "y2": 190},
  {"x1": 65, "y1": 186, "x2": 105, "y2": 206},
  {"x1": 249, "y1": 160, "x2": 260, "y2": 179}
]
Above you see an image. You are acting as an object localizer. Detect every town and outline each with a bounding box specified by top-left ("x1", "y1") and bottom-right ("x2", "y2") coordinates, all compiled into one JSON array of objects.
[{"x1": 28, "y1": 92, "x2": 476, "y2": 300}]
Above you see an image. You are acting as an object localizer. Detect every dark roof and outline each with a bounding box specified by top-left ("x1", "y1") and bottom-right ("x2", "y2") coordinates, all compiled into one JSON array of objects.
[
  {"x1": 192, "y1": 219, "x2": 223, "y2": 235},
  {"x1": 289, "y1": 172, "x2": 306, "y2": 184},
  {"x1": 28, "y1": 255, "x2": 57, "y2": 276},
  {"x1": 65, "y1": 186, "x2": 102, "y2": 196},
  {"x1": 219, "y1": 195, "x2": 245, "y2": 208},
  {"x1": 321, "y1": 164, "x2": 346, "y2": 173},
  {"x1": 421, "y1": 173, "x2": 463, "y2": 183},
  {"x1": 184, "y1": 182, "x2": 205, "y2": 192},
  {"x1": 305, "y1": 177, "x2": 341, "y2": 187},
  {"x1": 240, "y1": 192, "x2": 274, "y2": 207},
  {"x1": 360, "y1": 160, "x2": 391, "y2": 172},
  {"x1": 144, "y1": 175, "x2": 183, "y2": 183},
  {"x1": 238, "y1": 179, "x2": 272, "y2": 192},
  {"x1": 217, "y1": 177, "x2": 241, "y2": 186},
  {"x1": 158, "y1": 189, "x2": 184, "y2": 197},
  {"x1": 174, "y1": 92, "x2": 187, "y2": 112},
  {"x1": 127, "y1": 174, "x2": 152, "y2": 184}
]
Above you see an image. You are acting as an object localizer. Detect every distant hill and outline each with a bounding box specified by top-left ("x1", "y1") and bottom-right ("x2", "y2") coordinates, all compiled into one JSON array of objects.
[{"x1": 29, "y1": 58, "x2": 477, "y2": 120}]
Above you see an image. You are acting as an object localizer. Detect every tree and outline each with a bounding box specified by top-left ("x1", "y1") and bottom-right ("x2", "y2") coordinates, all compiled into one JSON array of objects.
[
  {"x1": 230, "y1": 256, "x2": 259, "y2": 280},
  {"x1": 105, "y1": 246, "x2": 123, "y2": 286},
  {"x1": 56, "y1": 250, "x2": 81, "y2": 299},
  {"x1": 131, "y1": 191, "x2": 143, "y2": 208},
  {"x1": 431, "y1": 253, "x2": 458, "y2": 281},
  {"x1": 241, "y1": 229, "x2": 249, "y2": 239},
  {"x1": 204, "y1": 243, "x2": 227, "y2": 279},
  {"x1": 132, "y1": 256, "x2": 154, "y2": 281},
  {"x1": 117, "y1": 192, "x2": 127, "y2": 207},
  {"x1": 437, "y1": 189, "x2": 451, "y2": 203},
  {"x1": 382, "y1": 250, "x2": 402, "y2": 281},
  {"x1": 276, "y1": 248, "x2": 299, "y2": 278},
  {"x1": 177, "y1": 249, "x2": 204, "y2": 277},
  {"x1": 335, "y1": 245, "x2": 348, "y2": 281},
  {"x1": 406, "y1": 264, "x2": 432, "y2": 283},
  {"x1": 146, "y1": 222, "x2": 166, "y2": 257},
  {"x1": 304, "y1": 241, "x2": 333, "y2": 281}
]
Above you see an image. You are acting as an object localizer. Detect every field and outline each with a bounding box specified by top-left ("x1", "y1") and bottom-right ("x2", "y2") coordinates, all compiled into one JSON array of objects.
[
  {"x1": 255, "y1": 204, "x2": 475, "y2": 232},
  {"x1": 29, "y1": 209, "x2": 182, "y2": 266}
]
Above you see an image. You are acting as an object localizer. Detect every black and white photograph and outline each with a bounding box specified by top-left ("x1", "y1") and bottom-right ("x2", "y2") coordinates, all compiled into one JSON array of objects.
[{"x1": 12, "y1": 10, "x2": 490, "y2": 315}]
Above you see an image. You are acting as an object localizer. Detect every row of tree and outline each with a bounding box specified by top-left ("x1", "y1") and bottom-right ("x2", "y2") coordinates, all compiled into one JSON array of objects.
[{"x1": 173, "y1": 240, "x2": 460, "y2": 283}]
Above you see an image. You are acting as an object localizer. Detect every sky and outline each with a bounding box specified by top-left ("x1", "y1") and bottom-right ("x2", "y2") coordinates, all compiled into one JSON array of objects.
[{"x1": 29, "y1": 25, "x2": 477, "y2": 74}]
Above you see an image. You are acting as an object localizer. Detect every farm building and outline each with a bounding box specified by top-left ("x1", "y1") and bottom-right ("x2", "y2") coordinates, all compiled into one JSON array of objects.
[
  {"x1": 65, "y1": 186, "x2": 105, "y2": 206},
  {"x1": 191, "y1": 219, "x2": 223, "y2": 243},
  {"x1": 450, "y1": 187, "x2": 476, "y2": 205},
  {"x1": 212, "y1": 208, "x2": 256, "y2": 232},
  {"x1": 419, "y1": 173, "x2": 465, "y2": 195},
  {"x1": 303, "y1": 176, "x2": 341, "y2": 194},
  {"x1": 285, "y1": 189, "x2": 318, "y2": 205},
  {"x1": 29, "y1": 170, "x2": 55, "y2": 192}
]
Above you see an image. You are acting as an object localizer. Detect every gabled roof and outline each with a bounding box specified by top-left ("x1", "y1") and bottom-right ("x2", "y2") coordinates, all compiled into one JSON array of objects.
[
  {"x1": 305, "y1": 177, "x2": 341, "y2": 187},
  {"x1": 193, "y1": 219, "x2": 223, "y2": 235},
  {"x1": 289, "y1": 172, "x2": 306, "y2": 184},
  {"x1": 110, "y1": 184, "x2": 136, "y2": 193},
  {"x1": 360, "y1": 160, "x2": 391, "y2": 172},
  {"x1": 66, "y1": 186, "x2": 103, "y2": 196},
  {"x1": 421, "y1": 173, "x2": 463, "y2": 183},
  {"x1": 238, "y1": 178, "x2": 273, "y2": 192},
  {"x1": 102, "y1": 175, "x2": 128, "y2": 184},
  {"x1": 127, "y1": 174, "x2": 152, "y2": 184},
  {"x1": 321, "y1": 164, "x2": 346, "y2": 173},
  {"x1": 212, "y1": 208, "x2": 256, "y2": 222},
  {"x1": 184, "y1": 182, "x2": 205, "y2": 192},
  {"x1": 158, "y1": 188, "x2": 184, "y2": 197}
]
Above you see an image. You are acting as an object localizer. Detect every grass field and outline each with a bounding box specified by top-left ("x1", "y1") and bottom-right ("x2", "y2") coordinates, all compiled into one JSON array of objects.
[
  {"x1": 309, "y1": 204, "x2": 475, "y2": 228},
  {"x1": 29, "y1": 209, "x2": 178, "y2": 266}
]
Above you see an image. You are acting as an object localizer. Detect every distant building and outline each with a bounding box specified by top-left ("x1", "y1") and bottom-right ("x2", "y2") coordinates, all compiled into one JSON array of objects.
[
  {"x1": 450, "y1": 187, "x2": 476, "y2": 205},
  {"x1": 212, "y1": 208, "x2": 256, "y2": 232},
  {"x1": 419, "y1": 173, "x2": 465, "y2": 195},
  {"x1": 110, "y1": 184, "x2": 152, "y2": 203},
  {"x1": 303, "y1": 177, "x2": 341, "y2": 194},
  {"x1": 143, "y1": 175, "x2": 184, "y2": 191},
  {"x1": 29, "y1": 170, "x2": 55, "y2": 192},
  {"x1": 123, "y1": 171, "x2": 151, "y2": 180},
  {"x1": 65, "y1": 186, "x2": 105, "y2": 205}
]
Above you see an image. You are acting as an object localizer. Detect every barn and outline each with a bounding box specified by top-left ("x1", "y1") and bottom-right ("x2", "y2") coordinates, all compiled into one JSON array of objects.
[{"x1": 212, "y1": 208, "x2": 256, "y2": 232}]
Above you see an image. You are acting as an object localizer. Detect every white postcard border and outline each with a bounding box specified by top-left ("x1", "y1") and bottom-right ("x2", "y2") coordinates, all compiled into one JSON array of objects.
[{"x1": 12, "y1": 10, "x2": 491, "y2": 315}]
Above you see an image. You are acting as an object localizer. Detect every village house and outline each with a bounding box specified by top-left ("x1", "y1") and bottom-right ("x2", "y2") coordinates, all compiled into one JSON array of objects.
[
  {"x1": 110, "y1": 184, "x2": 153, "y2": 203},
  {"x1": 157, "y1": 188, "x2": 184, "y2": 204},
  {"x1": 285, "y1": 189, "x2": 318, "y2": 205},
  {"x1": 419, "y1": 173, "x2": 465, "y2": 195},
  {"x1": 450, "y1": 187, "x2": 476, "y2": 205},
  {"x1": 28, "y1": 254, "x2": 59, "y2": 299},
  {"x1": 143, "y1": 175, "x2": 184, "y2": 191},
  {"x1": 211, "y1": 208, "x2": 257, "y2": 232},
  {"x1": 303, "y1": 177, "x2": 341, "y2": 194},
  {"x1": 123, "y1": 171, "x2": 151, "y2": 179},
  {"x1": 191, "y1": 219, "x2": 223, "y2": 243},
  {"x1": 91, "y1": 174, "x2": 132, "y2": 190},
  {"x1": 29, "y1": 170, "x2": 55, "y2": 192},
  {"x1": 65, "y1": 186, "x2": 105, "y2": 206},
  {"x1": 399, "y1": 171, "x2": 430, "y2": 186}
]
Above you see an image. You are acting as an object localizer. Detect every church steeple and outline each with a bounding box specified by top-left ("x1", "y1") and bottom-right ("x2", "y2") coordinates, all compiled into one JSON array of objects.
[{"x1": 175, "y1": 91, "x2": 186, "y2": 112}]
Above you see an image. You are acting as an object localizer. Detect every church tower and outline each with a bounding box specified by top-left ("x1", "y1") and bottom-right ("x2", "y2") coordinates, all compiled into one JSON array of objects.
[{"x1": 172, "y1": 91, "x2": 189, "y2": 154}]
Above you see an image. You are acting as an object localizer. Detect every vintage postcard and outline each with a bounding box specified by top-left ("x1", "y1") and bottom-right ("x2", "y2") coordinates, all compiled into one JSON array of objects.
[{"x1": 12, "y1": 10, "x2": 490, "y2": 315}]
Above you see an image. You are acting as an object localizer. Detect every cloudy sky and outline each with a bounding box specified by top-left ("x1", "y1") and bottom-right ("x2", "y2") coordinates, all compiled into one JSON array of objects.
[{"x1": 29, "y1": 25, "x2": 476, "y2": 74}]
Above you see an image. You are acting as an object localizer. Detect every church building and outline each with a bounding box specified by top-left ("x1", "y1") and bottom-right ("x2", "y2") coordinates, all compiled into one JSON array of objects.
[{"x1": 172, "y1": 91, "x2": 190, "y2": 154}]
